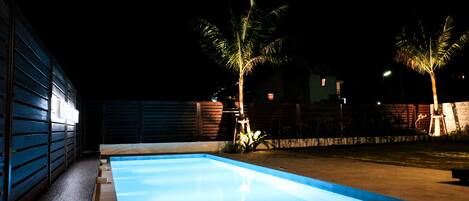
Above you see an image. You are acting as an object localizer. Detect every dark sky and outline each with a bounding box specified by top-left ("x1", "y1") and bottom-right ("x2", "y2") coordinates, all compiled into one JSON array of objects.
[{"x1": 15, "y1": 0, "x2": 469, "y2": 103}]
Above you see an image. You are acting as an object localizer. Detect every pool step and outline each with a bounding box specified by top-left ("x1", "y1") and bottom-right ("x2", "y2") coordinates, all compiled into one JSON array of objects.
[{"x1": 93, "y1": 163, "x2": 117, "y2": 201}]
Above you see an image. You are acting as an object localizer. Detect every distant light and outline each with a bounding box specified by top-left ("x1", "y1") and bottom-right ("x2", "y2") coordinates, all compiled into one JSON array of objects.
[
  {"x1": 267, "y1": 93, "x2": 274, "y2": 101},
  {"x1": 383, "y1": 70, "x2": 392, "y2": 77},
  {"x1": 342, "y1": 97, "x2": 347, "y2": 104},
  {"x1": 462, "y1": 75, "x2": 465, "y2": 80},
  {"x1": 376, "y1": 101, "x2": 382, "y2": 105}
]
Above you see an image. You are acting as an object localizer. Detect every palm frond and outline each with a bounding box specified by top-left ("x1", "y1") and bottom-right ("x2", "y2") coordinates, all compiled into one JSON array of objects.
[
  {"x1": 196, "y1": 2, "x2": 289, "y2": 75},
  {"x1": 244, "y1": 56, "x2": 266, "y2": 74},
  {"x1": 395, "y1": 16, "x2": 469, "y2": 75},
  {"x1": 395, "y1": 38, "x2": 430, "y2": 74},
  {"x1": 266, "y1": 5, "x2": 289, "y2": 20},
  {"x1": 435, "y1": 16, "x2": 455, "y2": 62},
  {"x1": 196, "y1": 19, "x2": 233, "y2": 68},
  {"x1": 437, "y1": 31, "x2": 469, "y2": 68},
  {"x1": 262, "y1": 37, "x2": 286, "y2": 55}
]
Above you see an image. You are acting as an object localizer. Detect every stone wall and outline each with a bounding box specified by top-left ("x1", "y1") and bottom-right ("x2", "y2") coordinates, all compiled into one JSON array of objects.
[{"x1": 100, "y1": 135, "x2": 428, "y2": 155}]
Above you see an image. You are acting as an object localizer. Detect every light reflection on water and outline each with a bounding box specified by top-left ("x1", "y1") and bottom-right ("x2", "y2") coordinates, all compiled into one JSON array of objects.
[{"x1": 111, "y1": 157, "x2": 360, "y2": 201}]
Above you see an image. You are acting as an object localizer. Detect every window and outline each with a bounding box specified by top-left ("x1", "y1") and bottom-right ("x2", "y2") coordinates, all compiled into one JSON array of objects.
[
  {"x1": 336, "y1": 80, "x2": 343, "y2": 95},
  {"x1": 321, "y1": 78, "x2": 326, "y2": 87},
  {"x1": 267, "y1": 93, "x2": 274, "y2": 101}
]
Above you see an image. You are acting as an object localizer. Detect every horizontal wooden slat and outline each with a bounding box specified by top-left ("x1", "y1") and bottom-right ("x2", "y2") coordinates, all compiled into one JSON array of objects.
[
  {"x1": 14, "y1": 57, "x2": 49, "y2": 91},
  {"x1": 11, "y1": 156, "x2": 47, "y2": 186},
  {"x1": 13, "y1": 102, "x2": 47, "y2": 121},
  {"x1": 12, "y1": 134, "x2": 48, "y2": 151},
  {"x1": 14, "y1": 68, "x2": 48, "y2": 99},
  {"x1": 13, "y1": 119, "x2": 48, "y2": 134},
  {"x1": 12, "y1": 145, "x2": 47, "y2": 168},
  {"x1": 15, "y1": 18, "x2": 49, "y2": 67},
  {"x1": 51, "y1": 155, "x2": 65, "y2": 172},
  {"x1": 11, "y1": 166, "x2": 47, "y2": 201},
  {"x1": 51, "y1": 141, "x2": 64, "y2": 153},
  {"x1": 51, "y1": 147, "x2": 65, "y2": 163},
  {"x1": 14, "y1": 85, "x2": 48, "y2": 110}
]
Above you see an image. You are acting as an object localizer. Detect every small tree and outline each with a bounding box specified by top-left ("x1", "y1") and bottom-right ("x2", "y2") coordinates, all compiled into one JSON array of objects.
[
  {"x1": 395, "y1": 16, "x2": 469, "y2": 136},
  {"x1": 196, "y1": 0, "x2": 288, "y2": 139}
]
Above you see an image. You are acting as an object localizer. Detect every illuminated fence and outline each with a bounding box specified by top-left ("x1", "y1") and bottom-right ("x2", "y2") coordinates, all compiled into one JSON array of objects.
[
  {"x1": 85, "y1": 101, "x2": 431, "y2": 145},
  {"x1": 249, "y1": 103, "x2": 430, "y2": 138},
  {"x1": 0, "y1": 1, "x2": 81, "y2": 201}
]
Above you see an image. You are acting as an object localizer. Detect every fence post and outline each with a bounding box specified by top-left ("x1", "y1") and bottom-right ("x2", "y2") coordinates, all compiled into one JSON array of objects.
[
  {"x1": 47, "y1": 57, "x2": 53, "y2": 187},
  {"x1": 3, "y1": 1, "x2": 16, "y2": 200},
  {"x1": 295, "y1": 103, "x2": 302, "y2": 136},
  {"x1": 196, "y1": 102, "x2": 202, "y2": 141},
  {"x1": 101, "y1": 102, "x2": 106, "y2": 144},
  {"x1": 138, "y1": 102, "x2": 144, "y2": 143}
]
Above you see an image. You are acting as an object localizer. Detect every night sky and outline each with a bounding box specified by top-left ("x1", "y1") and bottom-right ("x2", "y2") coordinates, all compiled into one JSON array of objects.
[{"x1": 15, "y1": 0, "x2": 469, "y2": 103}]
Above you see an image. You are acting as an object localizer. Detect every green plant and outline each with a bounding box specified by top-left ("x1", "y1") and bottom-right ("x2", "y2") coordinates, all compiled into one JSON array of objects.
[
  {"x1": 195, "y1": 0, "x2": 288, "y2": 136},
  {"x1": 236, "y1": 130, "x2": 274, "y2": 153},
  {"x1": 394, "y1": 16, "x2": 469, "y2": 136}
]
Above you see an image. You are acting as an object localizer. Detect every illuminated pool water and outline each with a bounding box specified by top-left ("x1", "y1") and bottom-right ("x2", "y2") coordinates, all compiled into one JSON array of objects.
[{"x1": 110, "y1": 154, "x2": 400, "y2": 201}]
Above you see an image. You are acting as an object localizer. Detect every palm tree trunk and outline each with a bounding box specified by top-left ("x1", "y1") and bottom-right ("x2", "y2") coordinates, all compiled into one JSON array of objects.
[
  {"x1": 430, "y1": 72, "x2": 441, "y2": 136},
  {"x1": 238, "y1": 73, "x2": 245, "y2": 117},
  {"x1": 234, "y1": 73, "x2": 248, "y2": 142}
]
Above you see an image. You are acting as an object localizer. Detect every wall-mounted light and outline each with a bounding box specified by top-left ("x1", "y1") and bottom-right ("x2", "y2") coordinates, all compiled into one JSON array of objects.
[{"x1": 51, "y1": 94, "x2": 79, "y2": 123}]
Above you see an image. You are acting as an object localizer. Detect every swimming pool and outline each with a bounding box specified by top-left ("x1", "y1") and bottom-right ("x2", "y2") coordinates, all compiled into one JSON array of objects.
[{"x1": 110, "y1": 154, "x2": 401, "y2": 201}]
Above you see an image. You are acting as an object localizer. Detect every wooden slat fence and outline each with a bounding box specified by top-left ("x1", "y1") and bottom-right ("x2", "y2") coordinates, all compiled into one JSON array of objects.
[
  {"x1": 0, "y1": 2, "x2": 81, "y2": 201},
  {"x1": 90, "y1": 101, "x2": 431, "y2": 144}
]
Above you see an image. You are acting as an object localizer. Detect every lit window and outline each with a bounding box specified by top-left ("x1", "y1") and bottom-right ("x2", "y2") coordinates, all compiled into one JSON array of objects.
[
  {"x1": 267, "y1": 93, "x2": 274, "y2": 101},
  {"x1": 336, "y1": 81, "x2": 342, "y2": 95},
  {"x1": 321, "y1": 78, "x2": 326, "y2": 87}
]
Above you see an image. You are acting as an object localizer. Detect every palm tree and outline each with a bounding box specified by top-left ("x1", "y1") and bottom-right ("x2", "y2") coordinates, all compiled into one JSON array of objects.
[
  {"x1": 196, "y1": 0, "x2": 288, "y2": 138},
  {"x1": 395, "y1": 16, "x2": 469, "y2": 136}
]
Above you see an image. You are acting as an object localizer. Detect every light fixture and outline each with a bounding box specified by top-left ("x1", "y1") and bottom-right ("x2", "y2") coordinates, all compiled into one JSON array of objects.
[
  {"x1": 50, "y1": 94, "x2": 79, "y2": 123},
  {"x1": 383, "y1": 70, "x2": 392, "y2": 77}
]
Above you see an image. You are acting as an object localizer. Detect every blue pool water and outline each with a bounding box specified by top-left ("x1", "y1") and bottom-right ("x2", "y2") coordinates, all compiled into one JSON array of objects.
[{"x1": 110, "y1": 154, "x2": 400, "y2": 201}]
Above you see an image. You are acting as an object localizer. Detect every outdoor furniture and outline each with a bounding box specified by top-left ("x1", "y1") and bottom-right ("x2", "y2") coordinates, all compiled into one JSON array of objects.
[{"x1": 451, "y1": 168, "x2": 469, "y2": 183}]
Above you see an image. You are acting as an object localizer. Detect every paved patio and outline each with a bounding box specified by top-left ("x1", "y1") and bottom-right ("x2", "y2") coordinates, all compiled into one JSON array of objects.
[
  {"x1": 38, "y1": 154, "x2": 99, "y2": 201},
  {"x1": 219, "y1": 150, "x2": 469, "y2": 201}
]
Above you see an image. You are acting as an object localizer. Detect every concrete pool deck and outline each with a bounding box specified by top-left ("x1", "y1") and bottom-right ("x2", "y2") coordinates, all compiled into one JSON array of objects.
[{"x1": 219, "y1": 150, "x2": 469, "y2": 201}]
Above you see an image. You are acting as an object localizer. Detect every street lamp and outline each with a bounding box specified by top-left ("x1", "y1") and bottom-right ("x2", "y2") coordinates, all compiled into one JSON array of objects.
[{"x1": 383, "y1": 70, "x2": 392, "y2": 77}]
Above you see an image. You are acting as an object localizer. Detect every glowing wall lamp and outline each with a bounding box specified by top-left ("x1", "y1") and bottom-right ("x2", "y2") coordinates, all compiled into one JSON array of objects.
[{"x1": 51, "y1": 94, "x2": 79, "y2": 123}]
